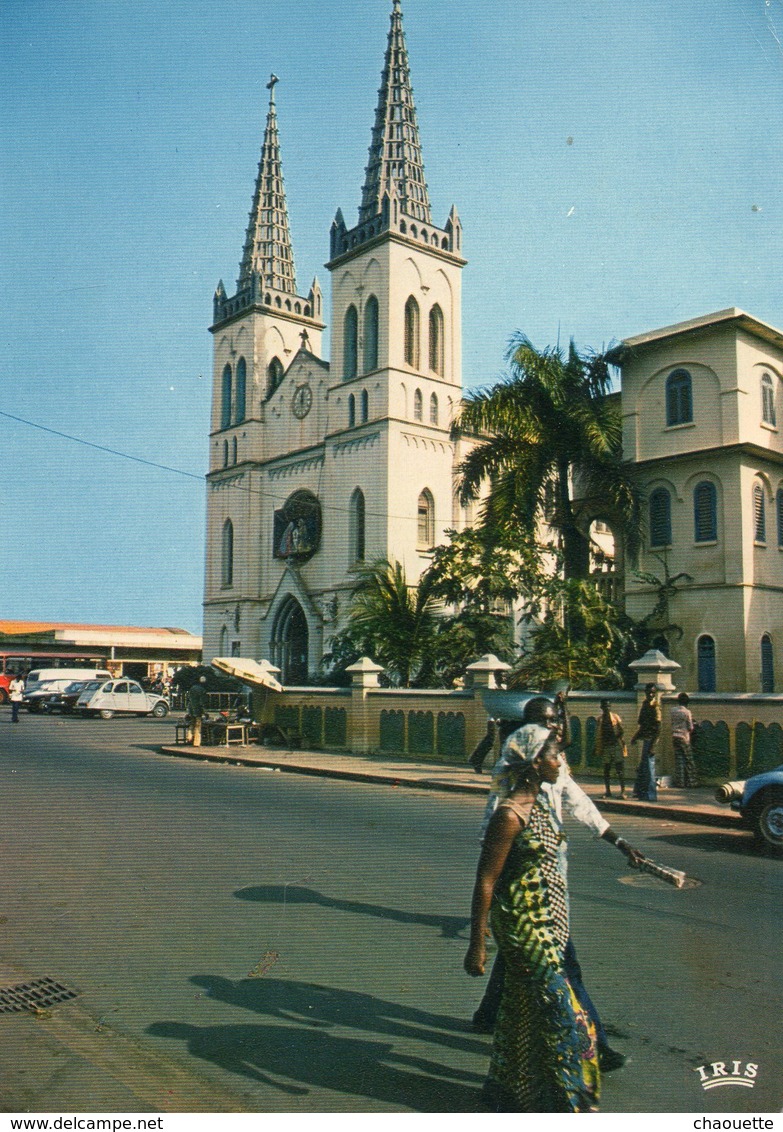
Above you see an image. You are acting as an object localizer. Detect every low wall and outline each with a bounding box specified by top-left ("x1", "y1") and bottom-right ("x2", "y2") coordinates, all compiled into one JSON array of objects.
[{"x1": 252, "y1": 680, "x2": 783, "y2": 783}]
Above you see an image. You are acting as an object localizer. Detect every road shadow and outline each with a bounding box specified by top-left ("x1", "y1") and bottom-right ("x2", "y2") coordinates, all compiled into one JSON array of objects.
[
  {"x1": 234, "y1": 884, "x2": 471, "y2": 940},
  {"x1": 147, "y1": 983, "x2": 487, "y2": 1111},
  {"x1": 189, "y1": 974, "x2": 485, "y2": 1054},
  {"x1": 644, "y1": 828, "x2": 761, "y2": 856}
]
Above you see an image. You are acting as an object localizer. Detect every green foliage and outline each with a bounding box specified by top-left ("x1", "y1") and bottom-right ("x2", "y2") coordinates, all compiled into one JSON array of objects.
[
  {"x1": 631, "y1": 554, "x2": 694, "y2": 649},
  {"x1": 425, "y1": 525, "x2": 544, "y2": 610},
  {"x1": 321, "y1": 558, "x2": 440, "y2": 687},
  {"x1": 452, "y1": 334, "x2": 641, "y2": 578},
  {"x1": 512, "y1": 577, "x2": 628, "y2": 690}
]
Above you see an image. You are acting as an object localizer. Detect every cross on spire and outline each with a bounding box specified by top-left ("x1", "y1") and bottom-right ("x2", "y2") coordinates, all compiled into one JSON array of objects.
[
  {"x1": 238, "y1": 75, "x2": 297, "y2": 294},
  {"x1": 358, "y1": 0, "x2": 432, "y2": 225}
]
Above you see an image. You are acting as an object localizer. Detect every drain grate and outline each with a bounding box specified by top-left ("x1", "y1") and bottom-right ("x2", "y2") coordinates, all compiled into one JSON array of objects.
[{"x1": 0, "y1": 977, "x2": 80, "y2": 1014}]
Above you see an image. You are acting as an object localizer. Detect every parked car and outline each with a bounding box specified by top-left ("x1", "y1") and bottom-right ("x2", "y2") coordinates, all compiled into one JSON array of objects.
[
  {"x1": 76, "y1": 679, "x2": 169, "y2": 719},
  {"x1": 24, "y1": 668, "x2": 113, "y2": 712},
  {"x1": 40, "y1": 679, "x2": 100, "y2": 714},
  {"x1": 716, "y1": 765, "x2": 783, "y2": 853}
]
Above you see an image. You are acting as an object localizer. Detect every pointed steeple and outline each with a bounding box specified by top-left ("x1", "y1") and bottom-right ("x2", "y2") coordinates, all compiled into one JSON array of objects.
[
  {"x1": 358, "y1": 0, "x2": 432, "y2": 225},
  {"x1": 238, "y1": 74, "x2": 297, "y2": 294}
]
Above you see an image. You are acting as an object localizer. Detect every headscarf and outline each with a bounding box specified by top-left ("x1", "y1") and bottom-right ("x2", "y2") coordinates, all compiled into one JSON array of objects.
[{"x1": 480, "y1": 723, "x2": 552, "y2": 839}]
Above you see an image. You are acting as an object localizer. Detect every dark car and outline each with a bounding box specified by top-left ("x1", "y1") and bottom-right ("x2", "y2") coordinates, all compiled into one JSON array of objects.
[
  {"x1": 716, "y1": 765, "x2": 783, "y2": 853},
  {"x1": 42, "y1": 679, "x2": 96, "y2": 714}
]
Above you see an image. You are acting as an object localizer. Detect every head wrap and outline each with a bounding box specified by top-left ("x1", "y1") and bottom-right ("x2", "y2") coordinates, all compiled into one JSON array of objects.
[{"x1": 479, "y1": 723, "x2": 553, "y2": 839}]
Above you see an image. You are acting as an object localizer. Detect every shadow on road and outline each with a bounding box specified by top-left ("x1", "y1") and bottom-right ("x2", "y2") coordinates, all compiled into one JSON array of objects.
[
  {"x1": 233, "y1": 884, "x2": 471, "y2": 939},
  {"x1": 644, "y1": 829, "x2": 763, "y2": 856},
  {"x1": 190, "y1": 974, "x2": 484, "y2": 1053},
  {"x1": 148, "y1": 976, "x2": 486, "y2": 1111}
]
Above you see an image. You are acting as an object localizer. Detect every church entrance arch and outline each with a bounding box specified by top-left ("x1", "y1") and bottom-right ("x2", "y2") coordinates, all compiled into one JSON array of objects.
[{"x1": 271, "y1": 596, "x2": 309, "y2": 685}]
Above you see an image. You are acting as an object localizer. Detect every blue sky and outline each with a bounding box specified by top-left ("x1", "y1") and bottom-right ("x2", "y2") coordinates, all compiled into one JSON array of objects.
[{"x1": 2, "y1": 0, "x2": 782, "y2": 634}]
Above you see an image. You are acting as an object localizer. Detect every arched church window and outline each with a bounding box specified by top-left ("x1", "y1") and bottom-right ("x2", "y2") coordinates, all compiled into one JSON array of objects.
[
  {"x1": 417, "y1": 488, "x2": 435, "y2": 549},
  {"x1": 267, "y1": 357, "x2": 284, "y2": 399},
  {"x1": 754, "y1": 482, "x2": 767, "y2": 543},
  {"x1": 221, "y1": 364, "x2": 232, "y2": 429},
  {"x1": 348, "y1": 394, "x2": 356, "y2": 428},
  {"x1": 761, "y1": 633, "x2": 775, "y2": 693},
  {"x1": 649, "y1": 488, "x2": 672, "y2": 547},
  {"x1": 697, "y1": 635, "x2": 716, "y2": 692},
  {"x1": 666, "y1": 369, "x2": 693, "y2": 426},
  {"x1": 232, "y1": 436, "x2": 238, "y2": 465},
  {"x1": 404, "y1": 297, "x2": 420, "y2": 368},
  {"x1": 761, "y1": 372, "x2": 776, "y2": 426},
  {"x1": 414, "y1": 389, "x2": 423, "y2": 421},
  {"x1": 429, "y1": 392, "x2": 439, "y2": 426},
  {"x1": 222, "y1": 440, "x2": 229, "y2": 467},
  {"x1": 235, "y1": 357, "x2": 246, "y2": 424},
  {"x1": 361, "y1": 389, "x2": 369, "y2": 423},
  {"x1": 221, "y1": 519, "x2": 234, "y2": 587},
  {"x1": 364, "y1": 295, "x2": 379, "y2": 373},
  {"x1": 350, "y1": 488, "x2": 366, "y2": 563},
  {"x1": 693, "y1": 481, "x2": 717, "y2": 542},
  {"x1": 344, "y1": 305, "x2": 358, "y2": 379},
  {"x1": 429, "y1": 304, "x2": 444, "y2": 375}
]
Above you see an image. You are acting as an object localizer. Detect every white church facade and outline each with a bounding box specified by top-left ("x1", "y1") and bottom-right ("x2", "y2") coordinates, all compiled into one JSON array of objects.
[
  {"x1": 203, "y1": 2, "x2": 474, "y2": 683},
  {"x1": 202, "y1": 0, "x2": 783, "y2": 694}
]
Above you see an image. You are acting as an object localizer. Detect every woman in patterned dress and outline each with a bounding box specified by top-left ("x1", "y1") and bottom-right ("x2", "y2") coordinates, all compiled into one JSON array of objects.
[{"x1": 464, "y1": 727, "x2": 600, "y2": 1112}]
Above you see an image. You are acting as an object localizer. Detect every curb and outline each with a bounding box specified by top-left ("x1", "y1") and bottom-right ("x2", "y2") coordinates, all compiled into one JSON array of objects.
[{"x1": 158, "y1": 745, "x2": 741, "y2": 830}]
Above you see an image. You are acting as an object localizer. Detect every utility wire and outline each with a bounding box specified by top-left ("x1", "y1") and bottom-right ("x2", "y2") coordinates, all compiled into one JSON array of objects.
[{"x1": 0, "y1": 407, "x2": 457, "y2": 526}]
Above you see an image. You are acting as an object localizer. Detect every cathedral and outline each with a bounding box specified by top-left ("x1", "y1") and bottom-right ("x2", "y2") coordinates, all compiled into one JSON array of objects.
[
  {"x1": 203, "y1": 0, "x2": 473, "y2": 683},
  {"x1": 203, "y1": 1, "x2": 783, "y2": 694}
]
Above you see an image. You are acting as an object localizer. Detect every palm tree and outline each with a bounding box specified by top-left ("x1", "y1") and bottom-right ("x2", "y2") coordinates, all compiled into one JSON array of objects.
[
  {"x1": 340, "y1": 558, "x2": 440, "y2": 687},
  {"x1": 452, "y1": 335, "x2": 641, "y2": 579}
]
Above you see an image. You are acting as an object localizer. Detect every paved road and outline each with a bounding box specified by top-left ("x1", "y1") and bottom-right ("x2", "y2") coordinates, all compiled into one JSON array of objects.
[{"x1": 1, "y1": 712, "x2": 780, "y2": 1113}]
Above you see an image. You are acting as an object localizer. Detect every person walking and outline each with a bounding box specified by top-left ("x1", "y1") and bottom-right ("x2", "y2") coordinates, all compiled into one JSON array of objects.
[
  {"x1": 631, "y1": 683, "x2": 661, "y2": 801},
  {"x1": 186, "y1": 676, "x2": 208, "y2": 747},
  {"x1": 594, "y1": 699, "x2": 626, "y2": 798},
  {"x1": 465, "y1": 727, "x2": 638, "y2": 1111},
  {"x1": 9, "y1": 674, "x2": 25, "y2": 723},
  {"x1": 471, "y1": 695, "x2": 642, "y2": 1073},
  {"x1": 468, "y1": 719, "x2": 497, "y2": 774},
  {"x1": 670, "y1": 692, "x2": 699, "y2": 787}
]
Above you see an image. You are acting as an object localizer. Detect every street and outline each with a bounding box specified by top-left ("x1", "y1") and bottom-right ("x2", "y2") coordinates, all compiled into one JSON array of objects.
[{"x1": 0, "y1": 712, "x2": 781, "y2": 1114}]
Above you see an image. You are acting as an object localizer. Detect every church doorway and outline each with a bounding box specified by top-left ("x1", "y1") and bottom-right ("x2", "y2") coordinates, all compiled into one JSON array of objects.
[{"x1": 272, "y1": 597, "x2": 309, "y2": 685}]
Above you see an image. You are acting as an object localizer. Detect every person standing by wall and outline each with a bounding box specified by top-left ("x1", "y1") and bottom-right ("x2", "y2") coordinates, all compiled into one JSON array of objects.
[
  {"x1": 186, "y1": 676, "x2": 208, "y2": 747},
  {"x1": 670, "y1": 692, "x2": 699, "y2": 787},
  {"x1": 9, "y1": 673, "x2": 25, "y2": 723},
  {"x1": 468, "y1": 718, "x2": 497, "y2": 774},
  {"x1": 631, "y1": 683, "x2": 661, "y2": 801},
  {"x1": 594, "y1": 699, "x2": 626, "y2": 798}
]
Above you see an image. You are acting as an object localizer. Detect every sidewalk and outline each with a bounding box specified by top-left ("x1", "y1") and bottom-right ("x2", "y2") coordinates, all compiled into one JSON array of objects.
[{"x1": 158, "y1": 738, "x2": 739, "y2": 830}]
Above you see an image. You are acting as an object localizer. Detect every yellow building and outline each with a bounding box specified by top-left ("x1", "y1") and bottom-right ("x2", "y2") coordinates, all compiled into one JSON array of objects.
[{"x1": 609, "y1": 308, "x2": 783, "y2": 692}]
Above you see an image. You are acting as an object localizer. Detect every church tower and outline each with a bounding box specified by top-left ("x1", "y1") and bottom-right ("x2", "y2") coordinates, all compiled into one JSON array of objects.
[
  {"x1": 325, "y1": 0, "x2": 467, "y2": 581},
  {"x1": 203, "y1": 77, "x2": 325, "y2": 662},
  {"x1": 202, "y1": 3, "x2": 466, "y2": 682}
]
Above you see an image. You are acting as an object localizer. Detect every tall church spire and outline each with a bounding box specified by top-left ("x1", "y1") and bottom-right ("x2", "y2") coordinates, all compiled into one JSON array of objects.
[
  {"x1": 358, "y1": 0, "x2": 432, "y2": 225},
  {"x1": 238, "y1": 74, "x2": 297, "y2": 294}
]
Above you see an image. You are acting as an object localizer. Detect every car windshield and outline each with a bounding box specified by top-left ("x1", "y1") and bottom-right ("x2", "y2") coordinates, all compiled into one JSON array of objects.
[
  {"x1": 82, "y1": 681, "x2": 101, "y2": 692},
  {"x1": 64, "y1": 682, "x2": 84, "y2": 693}
]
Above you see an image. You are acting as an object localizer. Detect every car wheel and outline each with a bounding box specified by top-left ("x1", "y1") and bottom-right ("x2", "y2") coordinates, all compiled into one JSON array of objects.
[
  {"x1": 0, "y1": 689, "x2": 8, "y2": 705},
  {"x1": 152, "y1": 702, "x2": 169, "y2": 718},
  {"x1": 99, "y1": 709, "x2": 115, "y2": 720},
  {"x1": 756, "y1": 795, "x2": 783, "y2": 853},
  {"x1": 27, "y1": 701, "x2": 41, "y2": 713}
]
